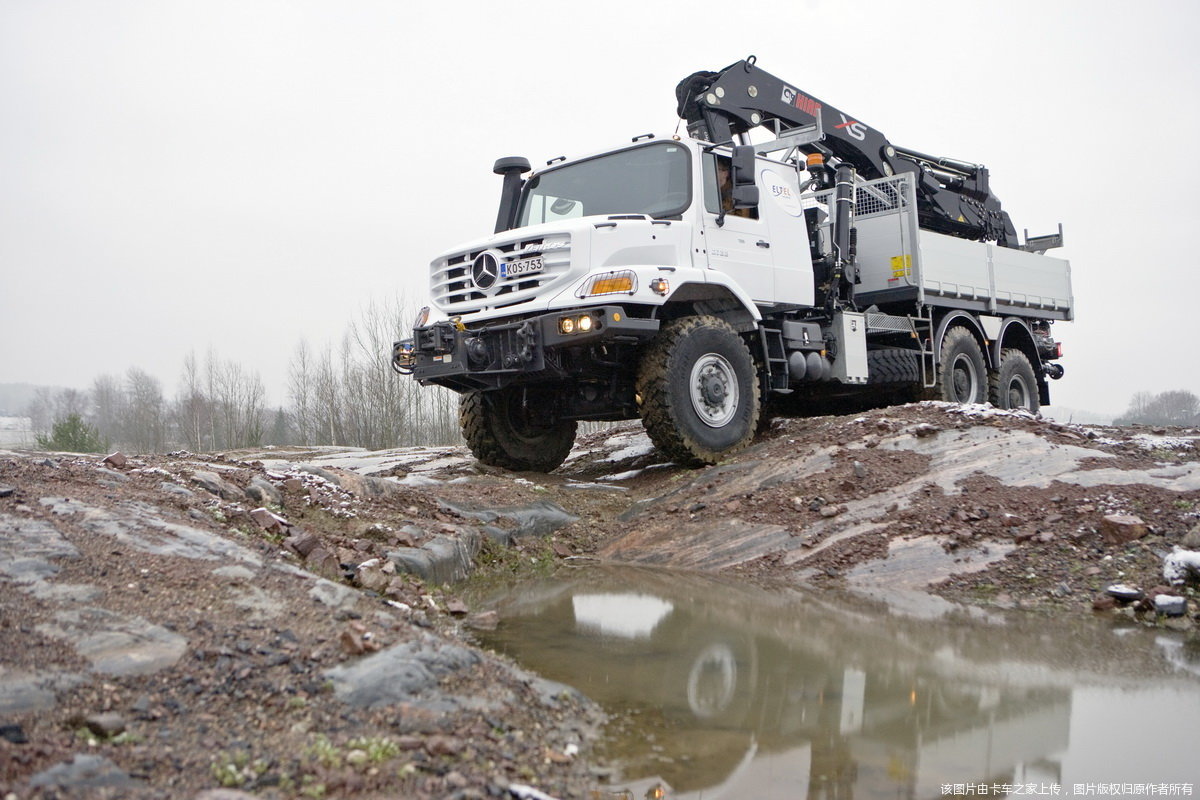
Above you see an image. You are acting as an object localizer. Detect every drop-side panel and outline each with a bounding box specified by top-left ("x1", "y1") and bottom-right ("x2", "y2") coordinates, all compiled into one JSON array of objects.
[
  {"x1": 990, "y1": 245, "x2": 1073, "y2": 319},
  {"x1": 814, "y1": 174, "x2": 1074, "y2": 320}
]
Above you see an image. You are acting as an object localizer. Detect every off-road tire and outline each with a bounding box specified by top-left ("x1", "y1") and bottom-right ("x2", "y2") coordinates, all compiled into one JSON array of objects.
[
  {"x1": 636, "y1": 315, "x2": 760, "y2": 467},
  {"x1": 926, "y1": 326, "x2": 987, "y2": 403},
  {"x1": 460, "y1": 388, "x2": 577, "y2": 472},
  {"x1": 989, "y1": 348, "x2": 1040, "y2": 413}
]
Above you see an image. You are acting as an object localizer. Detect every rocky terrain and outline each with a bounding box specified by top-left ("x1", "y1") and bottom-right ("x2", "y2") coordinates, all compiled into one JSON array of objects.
[{"x1": 2, "y1": 402, "x2": 1199, "y2": 798}]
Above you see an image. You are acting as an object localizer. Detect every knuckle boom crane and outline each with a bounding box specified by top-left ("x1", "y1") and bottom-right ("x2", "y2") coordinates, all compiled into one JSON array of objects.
[{"x1": 676, "y1": 56, "x2": 1019, "y2": 248}]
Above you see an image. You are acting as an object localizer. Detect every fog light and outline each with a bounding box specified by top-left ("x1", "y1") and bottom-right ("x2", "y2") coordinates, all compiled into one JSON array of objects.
[
  {"x1": 578, "y1": 315, "x2": 593, "y2": 332},
  {"x1": 559, "y1": 317, "x2": 576, "y2": 334}
]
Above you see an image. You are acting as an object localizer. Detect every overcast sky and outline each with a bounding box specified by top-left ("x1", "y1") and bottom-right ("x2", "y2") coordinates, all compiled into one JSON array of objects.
[{"x1": 2, "y1": 0, "x2": 1198, "y2": 417}]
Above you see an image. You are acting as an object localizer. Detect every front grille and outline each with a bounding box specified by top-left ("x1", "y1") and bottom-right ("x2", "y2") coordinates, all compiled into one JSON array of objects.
[{"x1": 431, "y1": 235, "x2": 572, "y2": 315}]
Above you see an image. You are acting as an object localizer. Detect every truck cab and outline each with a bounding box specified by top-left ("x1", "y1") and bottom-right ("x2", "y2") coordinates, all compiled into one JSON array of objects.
[{"x1": 420, "y1": 136, "x2": 813, "y2": 336}]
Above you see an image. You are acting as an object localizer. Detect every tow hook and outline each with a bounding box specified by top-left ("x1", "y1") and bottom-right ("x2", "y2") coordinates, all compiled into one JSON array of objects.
[{"x1": 516, "y1": 320, "x2": 538, "y2": 364}]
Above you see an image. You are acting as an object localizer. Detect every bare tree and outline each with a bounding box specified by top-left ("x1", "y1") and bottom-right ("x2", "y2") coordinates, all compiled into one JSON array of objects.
[
  {"x1": 27, "y1": 387, "x2": 55, "y2": 436},
  {"x1": 1116, "y1": 389, "x2": 1200, "y2": 426},
  {"x1": 1147, "y1": 390, "x2": 1200, "y2": 425},
  {"x1": 90, "y1": 374, "x2": 126, "y2": 447},
  {"x1": 123, "y1": 367, "x2": 167, "y2": 453},
  {"x1": 210, "y1": 358, "x2": 266, "y2": 449},
  {"x1": 282, "y1": 296, "x2": 461, "y2": 449},
  {"x1": 175, "y1": 351, "x2": 211, "y2": 451},
  {"x1": 288, "y1": 341, "x2": 315, "y2": 445},
  {"x1": 28, "y1": 387, "x2": 89, "y2": 437}
]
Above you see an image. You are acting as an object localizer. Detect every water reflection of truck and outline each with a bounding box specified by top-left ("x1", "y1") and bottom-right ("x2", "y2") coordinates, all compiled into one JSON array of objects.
[{"x1": 476, "y1": 569, "x2": 1069, "y2": 798}]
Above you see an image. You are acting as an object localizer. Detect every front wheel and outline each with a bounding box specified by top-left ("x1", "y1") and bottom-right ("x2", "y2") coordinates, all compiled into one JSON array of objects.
[
  {"x1": 989, "y1": 349, "x2": 1040, "y2": 413},
  {"x1": 636, "y1": 315, "x2": 760, "y2": 467},
  {"x1": 460, "y1": 387, "x2": 577, "y2": 472}
]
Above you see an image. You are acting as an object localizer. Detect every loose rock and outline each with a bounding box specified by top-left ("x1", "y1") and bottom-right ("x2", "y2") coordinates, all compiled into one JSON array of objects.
[
  {"x1": 102, "y1": 452, "x2": 128, "y2": 468},
  {"x1": 189, "y1": 471, "x2": 245, "y2": 501},
  {"x1": 0, "y1": 723, "x2": 28, "y2": 744},
  {"x1": 250, "y1": 506, "x2": 288, "y2": 534},
  {"x1": 1153, "y1": 594, "x2": 1188, "y2": 617},
  {"x1": 246, "y1": 477, "x2": 283, "y2": 506},
  {"x1": 1099, "y1": 514, "x2": 1149, "y2": 546},
  {"x1": 1105, "y1": 584, "x2": 1144, "y2": 603},
  {"x1": 285, "y1": 529, "x2": 321, "y2": 558},
  {"x1": 84, "y1": 712, "x2": 127, "y2": 738}
]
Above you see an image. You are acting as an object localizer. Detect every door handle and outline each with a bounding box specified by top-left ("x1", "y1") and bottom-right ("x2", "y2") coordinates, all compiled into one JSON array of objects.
[{"x1": 756, "y1": 240, "x2": 771, "y2": 248}]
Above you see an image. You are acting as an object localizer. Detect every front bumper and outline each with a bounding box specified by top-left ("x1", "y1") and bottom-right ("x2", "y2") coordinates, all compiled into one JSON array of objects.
[{"x1": 393, "y1": 306, "x2": 659, "y2": 391}]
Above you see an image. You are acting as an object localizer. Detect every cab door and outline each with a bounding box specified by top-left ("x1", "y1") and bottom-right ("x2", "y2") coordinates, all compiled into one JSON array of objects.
[
  {"x1": 756, "y1": 164, "x2": 814, "y2": 307},
  {"x1": 700, "y1": 152, "x2": 813, "y2": 307}
]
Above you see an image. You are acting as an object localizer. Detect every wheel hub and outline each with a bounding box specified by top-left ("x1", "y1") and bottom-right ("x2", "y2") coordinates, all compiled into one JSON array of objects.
[
  {"x1": 701, "y1": 373, "x2": 727, "y2": 405},
  {"x1": 690, "y1": 353, "x2": 739, "y2": 427},
  {"x1": 950, "y1": 354, "x2": 978, "y2": 403},
  {"x1": 1006, "y1": 376, "x2": 1030, "y2": 409}
]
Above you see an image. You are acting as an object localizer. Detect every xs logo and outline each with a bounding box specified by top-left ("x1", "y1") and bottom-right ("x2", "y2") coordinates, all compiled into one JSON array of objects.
[{"x1": 835, "y1": 113, "x2": 867, "y2": 141}]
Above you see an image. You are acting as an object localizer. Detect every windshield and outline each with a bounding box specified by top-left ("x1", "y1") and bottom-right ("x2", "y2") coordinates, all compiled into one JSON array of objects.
[{"x1": 517, "y1": 142, "x2": 691, "y2": 226}]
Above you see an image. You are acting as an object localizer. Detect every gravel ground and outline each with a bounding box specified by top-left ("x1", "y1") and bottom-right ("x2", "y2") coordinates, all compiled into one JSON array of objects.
[{"x1": 2, "y1": 402, "x2": 1199, "y2": 798}]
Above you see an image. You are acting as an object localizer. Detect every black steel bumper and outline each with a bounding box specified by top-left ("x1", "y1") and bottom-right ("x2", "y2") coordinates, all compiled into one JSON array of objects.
[{"x1": 392, "y1": 306, "x2": 659, "y2": 391}]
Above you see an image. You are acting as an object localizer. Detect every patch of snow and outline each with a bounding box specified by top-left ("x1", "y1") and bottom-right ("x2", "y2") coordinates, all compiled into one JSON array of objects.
[
  {"x1": 1163, "y1": 547, "x2": 1200, "y2": 585},
  {"x1": 1131, "y1": 433, "x2": 1199, "y2": 451},
  {"x1": 946, "y1": 402, "x2": 1037, "y2": 421},
  {"x1": 132, "y1": 467, "x2": 172, "y2": 478},
  {"x1": 600, "y1": 441, "x2": 656, "y2": 463},
  {"x1": 1088, "y1": 436, "x2": 1123, "y2": 446},
  {"x1": 599, "y1": 469, "x2": 644, "y2": 482},
  {"x1": 563, "y1": 481, "x2": 628, "y2": 492}
]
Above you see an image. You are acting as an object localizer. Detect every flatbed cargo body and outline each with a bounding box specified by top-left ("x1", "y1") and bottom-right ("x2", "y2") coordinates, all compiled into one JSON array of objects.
[{"x1": 842, "y1": 174, "x2": 1073, "y2": 320}]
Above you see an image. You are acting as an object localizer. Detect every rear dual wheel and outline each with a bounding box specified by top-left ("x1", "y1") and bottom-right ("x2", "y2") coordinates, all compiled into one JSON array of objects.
[
  {"x1": 989, "y1": 348, "x2": 1040, "y2": 413},
  {"x1": 930, "y1": 327, "x2": 1040, "y2": 413}
]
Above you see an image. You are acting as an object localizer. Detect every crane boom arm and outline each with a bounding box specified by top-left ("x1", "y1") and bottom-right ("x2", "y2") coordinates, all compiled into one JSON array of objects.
[{"x1": 677, "y1": 58, "x2": 1018, "y2": 247}]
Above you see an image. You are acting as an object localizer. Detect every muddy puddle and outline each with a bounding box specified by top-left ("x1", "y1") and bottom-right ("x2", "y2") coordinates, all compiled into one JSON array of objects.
[{"x1": 473, "y1": 567, "x2": 1200, "y2": 798}]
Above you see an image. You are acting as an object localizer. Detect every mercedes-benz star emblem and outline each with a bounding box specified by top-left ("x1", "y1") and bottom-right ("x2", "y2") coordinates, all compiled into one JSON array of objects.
[{"x1": 471, "y1": 251, "x2": 502, "y2": 290}]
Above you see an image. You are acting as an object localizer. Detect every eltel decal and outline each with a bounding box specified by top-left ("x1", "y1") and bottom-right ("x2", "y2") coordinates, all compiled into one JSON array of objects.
[{"x1": 760, "y1": 168, "x2": 803, "y2": 217}]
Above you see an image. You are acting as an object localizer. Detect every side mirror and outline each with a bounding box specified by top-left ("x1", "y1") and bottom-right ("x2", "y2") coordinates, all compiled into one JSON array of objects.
[{"x1": 730, "y1": 145, "x2": 759, "y2": 209}]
